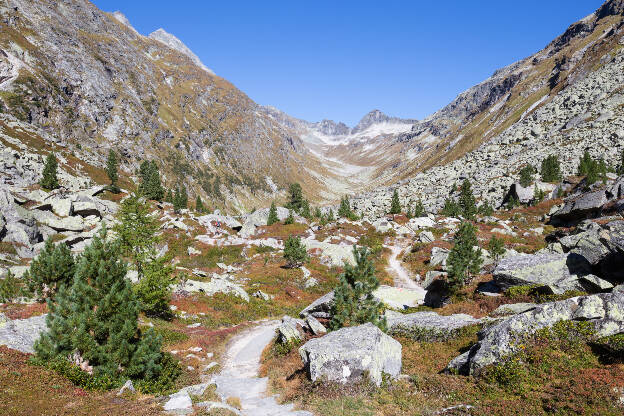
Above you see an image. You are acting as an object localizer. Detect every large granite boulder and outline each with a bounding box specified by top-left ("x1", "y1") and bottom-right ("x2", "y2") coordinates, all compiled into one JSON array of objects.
[
  {"x1": 493, "y1": 253, "x2": 611, "y2": 294},
  {"x1": 372, "y1": 285, "x2": 425, "y2": 309},
  {"x1": 300, "y1": 292, "x2": 335, "y2": 319},
  {"x1": 447, "y1": 292, "x2": 624, "y2": 375},
  {"x1": 176, "y1": 277, "x2": 249, "y2": 302},
  {"x1": 387, "y1": 311, "x2": 481, "y2": 341},
  {"x1": 277, "y1": 315, "x2": 304, "y2": 344},
  {"x1": 0, "y1": 313, "x2": 48, "y2": 353},
  {"x1": 299, "y1": 322, "x2": 401, "y2": 386},
  {"x1": 551, "y1": 189, "x2": 609, "y2": 223}
]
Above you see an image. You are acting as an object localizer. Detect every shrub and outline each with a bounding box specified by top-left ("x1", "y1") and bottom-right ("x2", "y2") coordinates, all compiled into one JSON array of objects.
[
  {"x1": 478, "y1": 201, "x2": 494, "y2": 216},
  {"x1": 195, "y1": 196, "x2": 205, "y2": 213},
  {"x1": 283, "y1": 235, "x2": 309, "y2": 268},
  {"x1": 173, "y1": 186, "x2": 188, "y2": 213},
  {"x1": 577, "y1": 151, "x2": 607, "y2": 187},
  {"x1": 389, "y1": 189, "x2": 401, "y2": 214},
  {"x1": 518, "y1": 165, "x2": 535, "y2": 187},
  {"x1": 533, "y1": 184, "x2": 545, "y2": 205},
  {"x1": 34, "y1": 229, "x2": 169, "y2": 385},
  {"x1": 300, "y1": 199, "x2": 311, "y2": 219},
  {"x1": 40, "y1": 153, "x2": 59, "y2": 190},
  {"x1": 441, "y1": 198, "x2": 460, "y2": 217},
  {"x1": 0, "y1": 270, "x2": 27, "y2": 303},
  {"x1": 446, "y1": 221, "x2": 482, "y2": 292},
  {"x1": 267, "y1": 201, "x2": 279, "y2": 225},
  {"x1": 24, "y1": 238, "x2": 75, "y2": 301},
  {"x1": 329, "y1": 246, "x2": 386, "y2": 331},
  {"x1": 412, "y1": 199, "x2": 425, "y2": 217},
  {"x1": 327, "y1": 209, "x2": 335, "y2": 222},
  {"x1": 541, "y1": 155, "x2": 562, "y2": 182}
]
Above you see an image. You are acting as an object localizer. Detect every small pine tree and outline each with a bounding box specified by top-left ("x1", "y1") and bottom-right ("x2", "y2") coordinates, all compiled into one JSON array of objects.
[
  {"x1": 578, "y1": 151, "x2": 607, "y2": 187},
  {"x1": 327, "y1": 209, "x2": 335, "y2": 222},
  {"x1": 284, "y1": 209, "x2": 295, "y2": 225},
  {"x1": 540, "y1": 155, "x2": 562, "y2": 183},
  {"x1": 506, "y1": 195, "x2": 520, "y2": 210},
  {"x1": 459, "y1": 179, "x2": 477, "y2": 219},
  {"x1": 180, "y1": 185, "x2": 188, "y2": 209},
  {"x1": 283, "y1": 235, "x2": 309, "y2": 268},
  {"x1": 0, "y1": 271, "x2": 27, "y2": 303},
  {"x1": 40, "y1": 153, "x2": 59, "y2": 190},
  {"x1": 412, "y1": 199, "x2": 425, "y2": 218},
  {"x1": 441, "y1": 198, "x2": 460, "y2": 217},
  {"x1": 106, "y1": 149, "x2": 119, "y2": 191},
  {"x1": 477, "y1": 202, "x2": 494, "y2": 216},
  {"x1": 301, "y1": 199, "x2": 311, "y2": 219},
  {"x1": 267, "y1": 202, "x2": 279, "y2": 226},
  {"x1": 139, "y1": 161, "x2": 164, "y2": 201},
  {"x1": 314, "y1": 207, "x2": 322, "y2": 219},
  {"x1": 389, "y1": 189, "x2": 401, "y2": 215},
  {"x1": 286, "y1": 183, "x2": 304, "y2": 213},
  {"x1": 165, "y1": 189, "x2": 173, "y2": 204},
  {"x1": 446, "y1": 221, "x2": 482, "y2": 292},
  {"x1": 134, "y1": 257, "x2": 174, "y2": 319},
  {"x1": 24, "y1": 238, "x2": 75, "y2": 301},
  {"x1": 173, "y1": 187, "x2": 182, "y2": 213},
  {"x1": 533, "y1": 184, "x2": 545, "y2": 205},
  {"x1": 195, "y1": 196, "x2": 205, "y2": 213},
  {"x1": 519, "y1": 165, "x2": 534, "y2": 188},
  {"x1": 34, "y1": 229, "x2": 165, "y2": 382},
  {"x1": 329, "y1": 246, "x2": 386, "y2": 331},
  {"x1": 487, "y1": 235, "x2": 505, "y2": 265},
  {"x1": 113, "y1": 195, "x2": 160, "y2": 276}
]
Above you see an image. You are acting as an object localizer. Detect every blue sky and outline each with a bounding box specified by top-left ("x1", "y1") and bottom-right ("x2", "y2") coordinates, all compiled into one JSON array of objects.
[{"x1": 93, "y1": 0, "x2": 604, "y2": 126}]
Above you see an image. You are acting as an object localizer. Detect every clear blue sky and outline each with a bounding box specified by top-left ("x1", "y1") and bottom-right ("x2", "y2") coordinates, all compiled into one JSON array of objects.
[{"x1": 93, "y1": 0, "x2": 604, "y2": 126}]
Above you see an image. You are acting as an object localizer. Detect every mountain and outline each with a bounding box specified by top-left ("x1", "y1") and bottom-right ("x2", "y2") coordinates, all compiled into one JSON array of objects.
[
  {"x1": 348, "y1": 0, "x2": 624, "y2": 216},
  {"x1": 0, "y1": 0, "x2": 328, "y2": 212}
]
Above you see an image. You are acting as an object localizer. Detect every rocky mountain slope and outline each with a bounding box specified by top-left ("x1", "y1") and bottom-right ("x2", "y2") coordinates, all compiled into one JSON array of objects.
[
  {"x1": 0, "y1": 0, "x2": 333, "y2": 212},
  {"x1": 346, "y1": 0, "x2": 624, "y2": 216}
]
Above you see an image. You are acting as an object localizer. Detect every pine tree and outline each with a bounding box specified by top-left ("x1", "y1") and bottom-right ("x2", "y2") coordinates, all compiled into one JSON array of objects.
[
  {"x1": 106, "y1": 149, "x2": 119, "y2": 192},
  {"x1": 519, "y1": 165, "x2": 534, "y2": 188},
  {"x1": 179, "y1": 185, "x2": 188, "y2": 209},
  {"x1": 195, "y1": 196, "x2": 205, "y2": 213},
  {"x1": 446, "y1": 221, "x2": 482, "y2": 292},
  {"x1": 24, "y1": 238, "x2": 75, "y2": 301},
  {"x1": 338, "y1": 196, "x2": 351, "y2": 218},
  {"x1": 133, "y1": 257, "x2": 174, "y2": 318},
  {"x1": 389, "y1": 189, "x2": 401, "y2": 214},
  {"x1": 0, "y1": 270, "x2": 27, "y2": 303},
  {"x1": 412, "y1": 199, "x2": 425, "y2": 218},
  {"x1": 113, "y1": 195, "x2": 160, "y2": 276},
  {"x1": 300, "y1": 199, "x2": 311, "y2": 219},
  {"x1": 329, "y1": 246, "x2": 386, "y2": 331},
  {"x1": 578, "y1": 151, "x2": 607, "y2": 187},
  {"x1": 286, "y1": 183, "x2": 304, "y2": 213},
  {"x1": 487, "y1": 235, "x2": 505, "y2": 265},
  {"x1": 173, "y1": 187, "x2": 182, "y2": 213},
  {"x1": 540, "y1": 155, "x2": 562, "y2": 183},
  {"x1": 314, "y1": 207, "x2": 322, "y2": 219},
  {"x1": 34, "y1": 229, "x2": 165, "y2": 382},
  {"x1": 267, "y1": 201, "x2": 279, "y2": 225},
  {"x1": 139, "y1": 161, "x2": 164, "y2": 201},
  {"x1": 533, "y1": 184, "x2": 545, "y2": 205},
  {"x1": 478, "y1": 201, "x2": 494, "y2": 216},
  {"x1": 617, "y1": 150, "x2": 624, "y2": 176},
  {"x1": 327, "y1": 209, "x2": 335, "y2": 222},
  {"x1": 458, "y1": 179, "x2": 477, "y2": 219},
  {"x1": 441, "y1": 198, "x2": 460, "y2": 217},
  {"x1": 283, "y1": 235, "x2": 309, "y2": 268},
  {"x1": 40, "y1": 153, "x2": 59, "y2": 190},
  {"x1": 284, "y1": 209, "x2": 295, "y2": 225},
  {"x1": 165, "y1": 189, "x2": 173, "y2": 204}
]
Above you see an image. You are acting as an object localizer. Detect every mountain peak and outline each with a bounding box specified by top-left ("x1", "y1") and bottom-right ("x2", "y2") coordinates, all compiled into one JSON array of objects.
[
  {"x1": 111, "y1": 11, "x2": 138, "y2": 34},
  {"x1": 148, "y1": 28, "x2": 215, "y2": 75}
]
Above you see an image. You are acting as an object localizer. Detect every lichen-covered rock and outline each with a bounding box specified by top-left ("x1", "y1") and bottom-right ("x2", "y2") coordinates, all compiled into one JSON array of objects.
[
  {"x1": 176, "y1": 278, "x2": 249, "y2": 302},
  {"x1": 304, "y1": 315, "x2": 327, "y2": 336},
  {"x1": 447, "y1": 292, "x2": 624, "y2": 375},
  {"x1": 299, "y1": 322, "x2": 401, "y2": 386},
  {"x1": 387, "y1": 311, "x2": 481, "y2": 341},
  {"x1": 0, "y1": 314, "x2": 48, "y2": 353},
  {"x1": 372, "y1": 285, "x2": 425, "y2": 310},
  {"x1": 299, "y1": 292, "x2": 335, "y2": 319},
  {"x1": 551, "y1": 189, "x2": 609, "y2": 223},
  {"x1": 490, "y1": 303, "x2": 537, "y2": 316},
  {"x1": 277, "y1": 316, "x2": 304, "y2": 344},
  {"x1": 493, "y1": 252, "x2": 611, "y2": 294},
  {"x1": 430, "y1": 247, "x2": 450, "y2": 268}
]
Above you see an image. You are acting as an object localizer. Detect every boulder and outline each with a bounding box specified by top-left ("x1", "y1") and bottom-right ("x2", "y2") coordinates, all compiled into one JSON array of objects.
[
  {"x1": 447, "y1": 292, "x2": 624, "y2": 375},
  {"x1": 493, "y1": 253, "x2": 611, "y2": 294},
  {"x1": 51, "y1": 198, "x2": 73, "y2": 217},
  {"x1": 551, "y1": 189, "x2": 609, "y2": 223},
  {"x1": 177, "y1": 278, "x2": 249, "y2": 302},
  {"x1": 372, "y1": 285, "x2": 425, "y2": 309},
  {"x1": 302, "y1": 238, "x2": 354, "y2": 267},
  {"x1": 418, "y1": 230, "x2": 435, "y2": 243},
  {"x1": 72, "y1": 200, "x2": 100, "y2": 217},
  {"x1": 0, "y1": 314, "x2": 48, "y2": 353},
  {"x1": 239, "y1": 206, "x2": 291, "y2": 237},
  {"x1": 300, "y1": 292, "x2": 334, "y2": 319},
  {"x1": 429, "y1": 247, "x2": 450, "y2": 269},
  {"x1": 305, "y1": 315, "x2": 327, "y2": 335},
  {"x1": 408, "y1": 217, "x2": 436, "y2": 230},
  {"x1": 490, "y1": 303, "x2": 538, "y2": 317},
  {"x1": 387, "y1": 311, "x2": 481, "y2": 341},
  {"x1": 299, "y1": 322, "x2": 401, "y2": 386},
  {"x1": 117, "y1": 379, "x2": 135, "y2": 396},
  {"x1": 163, "y1": 391, "x2": 193, "y2": 415},
  {"x1": 277, "y1": 316, "x2": 304, "y2": 344},
  {"x1": 34, "y1": 210, "x2": 84, "y2": 232}
]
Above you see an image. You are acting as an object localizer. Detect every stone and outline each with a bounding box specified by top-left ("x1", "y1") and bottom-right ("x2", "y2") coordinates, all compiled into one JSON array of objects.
[
  {"x1": 39, "y1": 212, "x2": 85, "y2": 232},
  {"x1": 72, "y1": 200, "x2": 100, "y2": 217},
  {"x1": 493, "y1": 253, "x2": 610, "y2": 294},
  {"x1": 303, "y1": 238, "x2": 355, "y2": 267},
  {"x1": 447, "y1": 292, "x2": 624, "y2": 375},
  {"x1": 117, "y1": 379, "x2": 135, "y2": 396},
  {"x1": 430, "y1": 247, "x2": 450, "y2": 268},
  {"x1": 277, "y1": 316, "x2": 303, "y2": 344},
  {"x1": 305, "y1": 315, "x2": 327, "y2": 335},
  {"x1": 163, "y1": 391, "x2": 193, "y2": 414},
  {"x1": 387, "y1": 312, "x2": 481, "y2": 341},
  {"x1": 195, "y1": 401, "x2": 242, "y2": 415},
  {"x1": 252, "y1": 290, "x2": 273, "y2": 301},
  {"x1": 177, "y1": 278, "x2": 249, "y2": 302},
  {"x1": 187, "y1": 246, "x2": 201, "y2": 256},
  {"x1": 300, "y1": 292, "x2": 335, "y2": 319},
  {"x1": 552, "y1": 189, "x2": 609, "y2": 223},
  {"x1": 423, "y1": 270, "x2": 447, "y2": 289},
  {"x1": 408, "y1": 217, "x2": 436, "y2": 230},
  {"x1": 372, "y1": 285, "x2": 425, "y2": 309},
  {"x1": 299, "y1": 322, "x2": 402, "y2": 386},
  {"x1": 178, "y1": 382, "x2": 212, "y2": 396},
  {"x1": 490, "y1": 303, "x2": 538, "y2": 316},
  {"x1": 419, "y1": 230, "x2": 435, "y2": 243},
  {"x1": 0, "y1": 314, "x2": 48, "y2": 353}
]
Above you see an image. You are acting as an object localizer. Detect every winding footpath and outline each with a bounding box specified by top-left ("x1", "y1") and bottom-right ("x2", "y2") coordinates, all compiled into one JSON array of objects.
[
  {"x1": 386, "y1": 244, "x2": 426, "y2": 294},
  {"x1": 211, "y1": 320, "x2": 313, "y2": 416}
]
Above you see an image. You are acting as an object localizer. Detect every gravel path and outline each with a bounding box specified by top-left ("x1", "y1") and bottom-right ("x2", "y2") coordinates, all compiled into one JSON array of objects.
[
  {"x1": 386, "y1": 244, "x2": 425, "y2": 293},
  {"x1": 211, "y1": 320, "x2": 313, "y2": 416}
]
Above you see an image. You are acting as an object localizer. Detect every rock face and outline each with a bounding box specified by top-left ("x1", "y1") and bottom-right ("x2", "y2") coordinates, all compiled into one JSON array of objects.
[
  {"x1": 551, "y1": 189, "x2": 610, "y2": 223},
  {"x1": 299, "y1": 323, "x2": 402, "y2": 386},
  {"x1": 0, "y1": 314, "x2": 48, "y2": 354},
  {"x1": 387, "y1": 312, "x2": 481, "y2": 341},
  {"x1": 492, "y1": 253, "x2": 611, "y2": 294},
  {"x1": 447, "y1": 292, "x2": 624, "y2": 375}
]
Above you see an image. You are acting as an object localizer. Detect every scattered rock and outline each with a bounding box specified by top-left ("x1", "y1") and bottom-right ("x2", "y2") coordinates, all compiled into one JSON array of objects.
[
  {"x1": 418, "y1": 230, "x2": 435, "y2": 243},
  {"x1": 372, "y1": 285, "x2": 425, "y2": 309},
  {"x1": 387, "y1": 311, "x2": 481, "y2": 341},
  {"x1": 490, "y1": 303, "x2": 538, "y2": 316},
  {"x1": 0, "y1": 314, "x2": 48, "y2": 353},
  {"x1": 304, "y1": 315, "x2": 327, "y2": 335},
  {"x1": 163, "y1": 391, "x2": 193, "y2": 415},
  {"x1": 117, "y1": 379, "x2": 135, "y2": 396},
  {"x1": 299, "y1": 322, "x2": 402, "y2": 386},
  {"x1": 299, "y1": 292, "x2": 334, "y2": 319},
  {"x1": 277, "y1": 316, "x2": 304, "y2": 344}
]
